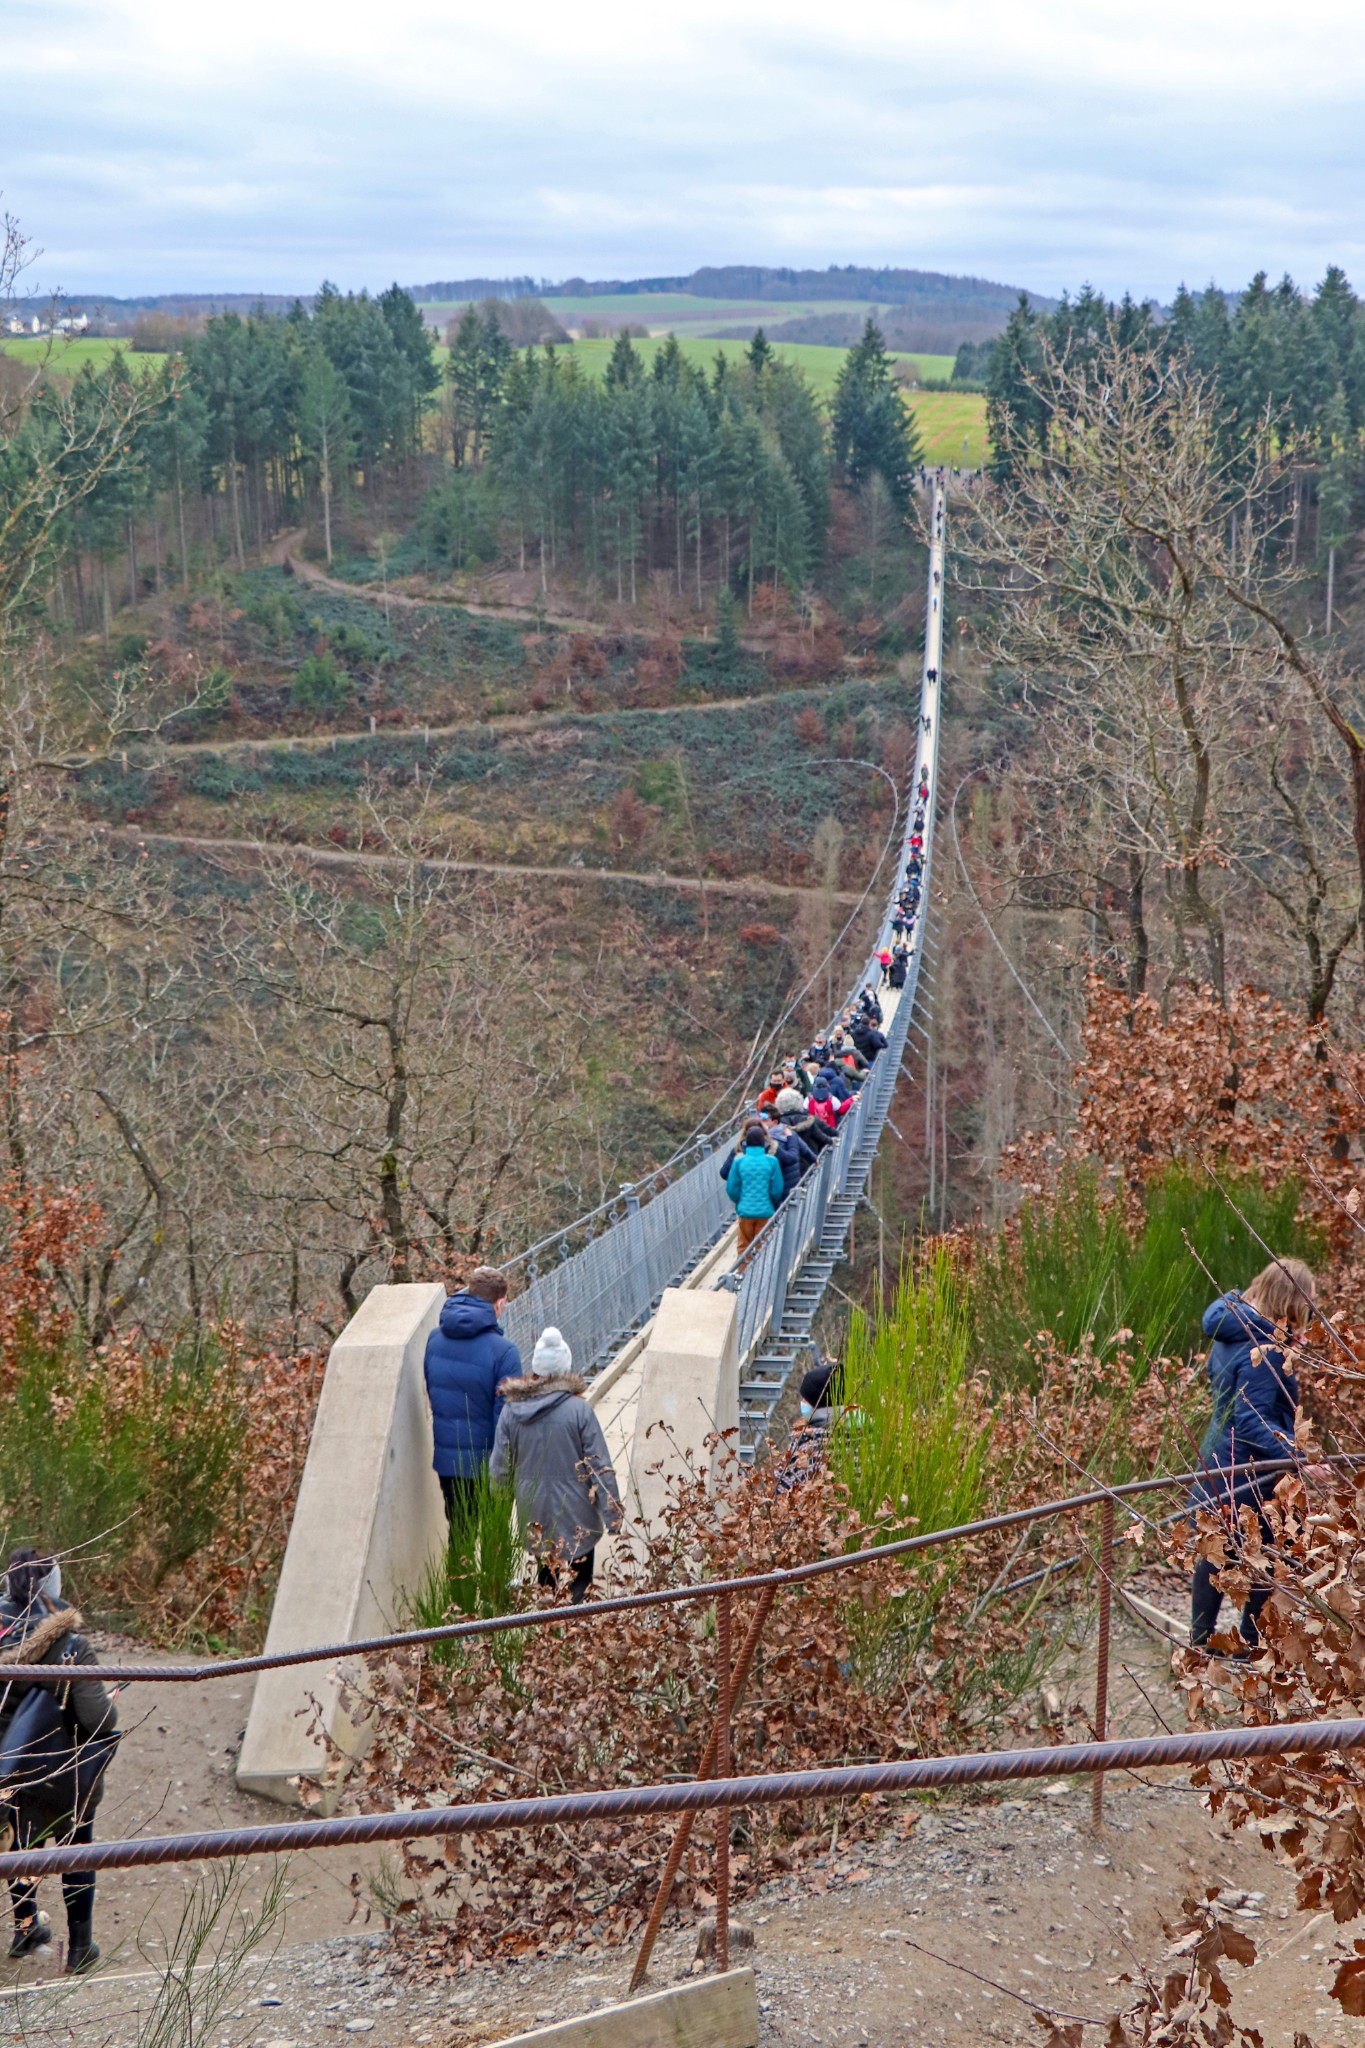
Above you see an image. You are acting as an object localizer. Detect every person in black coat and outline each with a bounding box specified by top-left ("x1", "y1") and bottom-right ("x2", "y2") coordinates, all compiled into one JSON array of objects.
[
  {"x1": 1189, "y1": 1258, "x2": 1318, "y2": 1649},
  {"x1": 760, "y1": 1110, "x2": 817, "y2": 1194},
  {"x1": 774, "y1": 1088, "x2": 835, "y2": 1153},
  {"x1": 0, "y1": 1549, "x2": 118, "y2": 1971},
  {"x1": 850, "y1": 1017, "x2": 887, "y2": 1062}
]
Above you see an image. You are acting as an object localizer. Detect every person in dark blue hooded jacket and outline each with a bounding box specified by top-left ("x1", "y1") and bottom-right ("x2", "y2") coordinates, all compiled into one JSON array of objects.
[
  {"x1": 1189, "y1": 1257, "x2": 1316, "y2": 1650},
  {"x1": 423, "y1": 1267, "x2": 522, "y2": 1523},
  {"x1": 760, "y1": 1109, "x2": 817, "y2": 1196}
]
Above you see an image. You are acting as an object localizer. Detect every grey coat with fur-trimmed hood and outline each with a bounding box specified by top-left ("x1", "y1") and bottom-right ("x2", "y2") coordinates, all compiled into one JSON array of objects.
[{"x1": 489, "y1": 1375, "x2": 623, "y2": 1560}]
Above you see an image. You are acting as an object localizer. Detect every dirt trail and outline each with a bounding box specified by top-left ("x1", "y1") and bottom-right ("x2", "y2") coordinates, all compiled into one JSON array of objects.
[
  {"x1": 270, "y1": 529, "x2": 603, "y2": 632},
  {"x1": 138, "y1": 685, "x2": 784, "y2": 761},
  {"x1": 8, "y1": 1593, "x2": 1354, "y2": 2046},
  {"x1": 117, "y1": 827, "x2": 863, "y2": 905},
  {"x1": 268, "y1": 529, "x2": 794, "y2": 652}
]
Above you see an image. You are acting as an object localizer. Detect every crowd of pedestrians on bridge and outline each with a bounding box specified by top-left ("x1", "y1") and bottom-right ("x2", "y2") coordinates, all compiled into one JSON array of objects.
[
  {"x1": 717, "y1": 766, "x2": 930, "y2": 1252},
  {"x1": 415, "y1": 766, "x2": 935, "y2": 1602}
]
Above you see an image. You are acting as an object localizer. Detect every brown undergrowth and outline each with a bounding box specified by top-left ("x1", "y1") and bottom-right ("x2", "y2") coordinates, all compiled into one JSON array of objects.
[{"x1": 339, "y1": 1329, "x2": 1200, "y2": 1969}]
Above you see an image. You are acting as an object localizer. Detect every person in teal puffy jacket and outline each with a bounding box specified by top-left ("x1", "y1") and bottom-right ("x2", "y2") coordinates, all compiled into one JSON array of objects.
[{"x1": 726, "y1": 1124, "x2": 784, "y2": 1254}]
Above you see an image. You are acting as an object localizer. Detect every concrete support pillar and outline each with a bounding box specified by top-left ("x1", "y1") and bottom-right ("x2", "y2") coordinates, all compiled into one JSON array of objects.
[
  {"x1": 237, "y1": 1282, "x2": 447, "y2": 1806},
  {"x1": 626, "y1": 1285, "x2": 739, "y2": 1534}
]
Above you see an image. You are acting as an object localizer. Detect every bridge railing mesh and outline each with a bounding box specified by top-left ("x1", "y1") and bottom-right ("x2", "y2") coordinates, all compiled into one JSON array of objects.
[{"x1": 499, "y1": 489, "x2": 944, "y2": 1383}]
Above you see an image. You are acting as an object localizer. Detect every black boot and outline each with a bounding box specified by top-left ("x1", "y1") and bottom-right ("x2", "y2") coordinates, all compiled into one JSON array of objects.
[
  {"x1": 64, "y1": 1915, "x2": 98, "y2": 1973},
  {"x1": 8, "y1": 1909, "x2": 51, "y2": 1959}
]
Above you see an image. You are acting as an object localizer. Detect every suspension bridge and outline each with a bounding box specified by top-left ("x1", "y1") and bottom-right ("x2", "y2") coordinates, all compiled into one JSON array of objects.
[{"x1": 230, "y1": 480, "x2": 948, "y2": 1800}]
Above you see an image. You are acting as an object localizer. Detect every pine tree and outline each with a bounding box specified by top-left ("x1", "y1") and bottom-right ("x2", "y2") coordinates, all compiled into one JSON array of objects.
[
  {"x1": 1317, "y1": 386, "x2": 1354, "y2": 571},
  {"x1": 298, "y1": 347, "x2": 355, "y2": 563},
  {"x1": 985, "y1": 296, "x2": 1047, "y2": 478},
  {"x1": 605, "y1": 330, "x2": 642, "y2": 390},
  {"x1": 830, "y1": 318, "x2": 920, "y2": 509},
  {"x1": 1165, "y1": 285, "x2": 1200, "y2": 365},
  {"x1": 446, "y1": 306, "x2": 512, "y2": 468}
]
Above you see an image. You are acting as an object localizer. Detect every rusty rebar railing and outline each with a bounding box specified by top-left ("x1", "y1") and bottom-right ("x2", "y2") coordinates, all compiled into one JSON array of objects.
[
  {"x1": 714, "y1": 1590, "x2": 732, "y2": 1973},
  {"x1": 1, "y1": 1716, "x2": 1362, "y2": 1884},
  {"x1": 0, "y1": 1455, "x2": 1327, "y2": 1685},
  {"x1": 1091, "y1": 1493, "x2": 1116, "y2": 1832},
  {"x1": 628, "y1": 1582, "x2": 776, "y2": 1989}
]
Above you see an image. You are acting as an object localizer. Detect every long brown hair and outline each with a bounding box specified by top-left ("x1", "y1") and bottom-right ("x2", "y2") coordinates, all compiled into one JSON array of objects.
[{"x1": 1242, "y1": 1257, "x2": 1316, "y2": 1330}]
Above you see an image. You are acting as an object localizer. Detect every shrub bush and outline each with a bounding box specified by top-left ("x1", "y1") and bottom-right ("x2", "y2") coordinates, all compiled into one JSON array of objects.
[
  {"x1": 329, "y1": 621, "x2": 374, "y2": 665},
  {"x1": 0, "y1": 1333, "x2": 246, "y2": 1621},
  {"x1": 291, "y1": 652, "x2": 356, "y2": 714},
  {"x1": 973, "y1": 1163, "x2": 1324, "y2": 1387},
  {"x1": 408, "y1": 1468, "x2": 522, "y2": 1674},
  {"x1": 240, "y1": 583, "x2": 301, "y2": 649},
  {"x1": 190, "y1": 755, "x2": 242, "y2": 801}
]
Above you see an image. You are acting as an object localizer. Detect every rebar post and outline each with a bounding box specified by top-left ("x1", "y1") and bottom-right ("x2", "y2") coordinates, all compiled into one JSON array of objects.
[
  {"x1": 1092, "y1": 1493, "x2": 1115, "y2": 1831},
  {"x1": 630, "y1": 1583, "x2": 775, "y2": 1991},
  {"x1": 715, "y1": 1590, "x2": 732, "y2": 1971}
]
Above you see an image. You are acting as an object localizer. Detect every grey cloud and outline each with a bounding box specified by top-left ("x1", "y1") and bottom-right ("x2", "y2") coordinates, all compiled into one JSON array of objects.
[{"x1": 5, "y1": 12, "x2": 1365, "y2": 302}]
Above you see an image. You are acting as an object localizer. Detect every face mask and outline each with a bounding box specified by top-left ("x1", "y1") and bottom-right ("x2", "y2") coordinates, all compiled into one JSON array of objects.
[
  {"x1": 4, "y1": 1563, "x2": 60, "y2": 1605},
  {"x1": 799, "y1": 1400, "x2": 814, "y2": 1418}
]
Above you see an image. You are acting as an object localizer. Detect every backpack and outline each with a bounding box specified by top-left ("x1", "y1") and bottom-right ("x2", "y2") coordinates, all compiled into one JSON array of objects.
[{"x1": 0, "y1": 1679, "x2": 119, "y2": 1835}]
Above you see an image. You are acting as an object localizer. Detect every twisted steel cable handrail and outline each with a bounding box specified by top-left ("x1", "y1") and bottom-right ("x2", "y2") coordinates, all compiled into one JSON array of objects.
[{"x1": 0, "y1": 1716, "x2": 1361, "y2": 1882}]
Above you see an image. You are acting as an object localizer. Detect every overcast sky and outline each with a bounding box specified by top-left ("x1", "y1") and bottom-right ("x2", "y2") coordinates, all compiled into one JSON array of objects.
[{"x1": 7, "y1": 0, "x2": 1365, "y2": 303}]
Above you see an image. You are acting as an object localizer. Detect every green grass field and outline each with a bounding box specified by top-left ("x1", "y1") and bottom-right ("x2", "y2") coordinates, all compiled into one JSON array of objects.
[
  {"x1": 0, "y1": 336, "x2": 165, "y2": 375},
  {"x1": 907, "y1": 389, "x2": 988, "y2": 467},
  {"x1": 521, "y1": 332, "x2": 957, "y2": 398},
  {"x1": 421, "y1": 290, "x2": 958, "y2": 343}
]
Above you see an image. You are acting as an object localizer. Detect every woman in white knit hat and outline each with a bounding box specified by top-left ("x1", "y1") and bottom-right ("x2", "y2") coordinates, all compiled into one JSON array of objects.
[{"x1": 489, "y1": 1327, "x2": 622, "y2": 1603}]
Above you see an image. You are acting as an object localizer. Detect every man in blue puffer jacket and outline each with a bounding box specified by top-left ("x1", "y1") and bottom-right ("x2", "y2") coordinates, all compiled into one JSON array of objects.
[
  {"x1": 1189, "y1": 1257, "x2": 1316, "y2": 1649},
  {"x1": 423, "y1": 1267, "x2": 522, "y2": 1524}
]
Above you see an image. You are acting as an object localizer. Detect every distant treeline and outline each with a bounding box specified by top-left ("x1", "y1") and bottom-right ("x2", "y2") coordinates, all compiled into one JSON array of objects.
[
  {"x1": 684, "y1": 265, "x2": 1050, "y2": 309},
  {"x1": 714, "y1": 311, "x2": 1005, "y2": 352},
  {"x1": 59, "y1": 265, "x2": 1053, "y2": 346},
  {"x1": 55, "y1": 291, "x2": 314, "y2": 334},
  {"x1": 404, "y1": 263, "x2": 1053, "y2": 317}
]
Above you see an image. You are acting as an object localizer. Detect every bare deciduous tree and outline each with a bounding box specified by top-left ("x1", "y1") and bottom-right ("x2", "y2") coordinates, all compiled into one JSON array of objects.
[
  {"x1": 219, "y1": 797, "x2": 600, "y2": 1322},
  {"x1": 963, "y1": 335, "x2": 1363, "y2": 1019}
]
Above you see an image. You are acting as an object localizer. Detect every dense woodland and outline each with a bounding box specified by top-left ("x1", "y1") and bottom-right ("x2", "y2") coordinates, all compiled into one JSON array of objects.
[
  {"x1": 989, "y1": 269, "x2": 1365, "y2": 500},
  {"x1": 6, "y1": 293, "x2": 922, "y2": 633}
]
